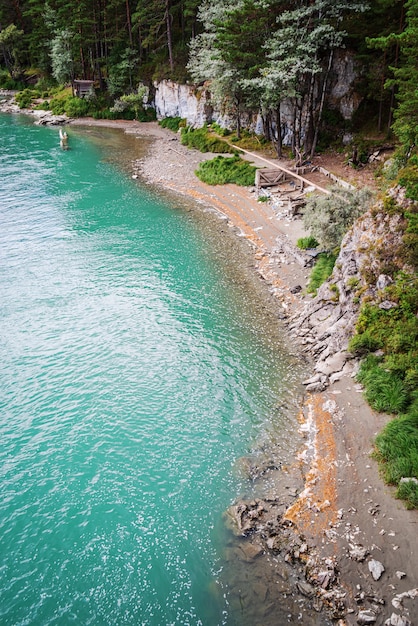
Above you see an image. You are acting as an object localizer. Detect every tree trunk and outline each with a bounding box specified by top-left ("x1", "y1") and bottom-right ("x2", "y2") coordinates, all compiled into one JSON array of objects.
[
  {"x1": 388, "y1": 2, "x2": 405, "y2": 134},
  {"x1": 126, "y1": 0, "x2": 133, "y2": 46},
  {"x1": 310, "y1": 48, "x2": 334, "y2": 159},
  {"x1": 165, "y1": 0, "x2": 174, "y2": 71},
  {"x1": 236, "y1": 103, "x2": 241, "y2": 140},
  {"x1": 291, "y1": 100, "x2": 297, "y2": 154},
  {"x1": 261, "y1": 113, "x2": 269, "y2": 141},
  {"x1": 275, "y1": 105, "x2": 282, "y2": 158},
  {"x1": 378, "y1": 50, "x2": 387, "y2": 132},
  {"x1": 302, "y1": 72, "x2": 316, "y2": 157}
]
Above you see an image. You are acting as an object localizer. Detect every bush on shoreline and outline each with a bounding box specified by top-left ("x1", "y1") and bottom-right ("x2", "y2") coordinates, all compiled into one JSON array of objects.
[
  {"x1": 180, "y1": 125, "x2": 234, "y2": 153},
  {"x1": 195, "y1": 155, "x2": 256, "y2": 186},
  {"x1": 159, "y1": 116, "x2": 185, "y2": 132},
  {"x1": 307, "y1": 252, "x2": 337, "y2": 294},
  {"x1": 374, "y1": 411, "x2": 418, "y2": 509},
  {"x1": 297, "y1": 235, "x2": 319, "y2": 250},
  {"x1": 350, "y1": 270, "x2": 418, "y2": 508}
]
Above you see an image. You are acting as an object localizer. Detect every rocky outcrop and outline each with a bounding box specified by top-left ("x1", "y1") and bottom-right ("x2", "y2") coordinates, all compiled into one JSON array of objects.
[
  {"x1": 0, "y1": 93, "x2": 68, "y2": 125},
  {"x1": 30, "y1": 110, "x2": 69, "y2": 125},
  {"x1": 223, "y1": 497, "x2": 346, "y2": 622},
  {"x1": 0, "y1": 91, "x2": 20, "y2": 114},
  {"x1": 153, "y1": 80, "x2": 213, "y2": 127},
  {"x1": 290, "y1": 203, "x2": 410, "y2": 391},
  {"x1": 153, "y1": 51, "x2": 362, "y2": 132}
]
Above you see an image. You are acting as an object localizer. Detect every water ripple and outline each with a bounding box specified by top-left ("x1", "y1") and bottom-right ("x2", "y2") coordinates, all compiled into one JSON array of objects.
[{"x1": 0, "y1": 114, "x2": 305, "y2": 625}]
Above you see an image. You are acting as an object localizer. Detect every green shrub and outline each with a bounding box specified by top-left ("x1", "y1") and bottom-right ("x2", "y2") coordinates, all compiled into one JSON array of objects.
[
  {"x1": 396, "y1": 478, "x2": 418, "y2": 509},
  {"x1": 93, "y1": 108, "x2": 135, "y2": 120},
  {"x1": 403, "y1": 211, "x2": 418, "y2": 268},
  {"x1": 349, "y1": 332, "x2": 382, "y2": 355},
  {"x1": 297, "y1": 235, "x2": 319, "y2": 250},
  {"x1": 15, "y1": 88, "x2": 35, "y2": 109},
  {"x1": 159, "y1": 117, "x2": 185, "y2": 132},
  {"x1": 398, "y1": 158, "x2": 418, "y2": 201},
  {"x1": 0, "y1": 70, "x2": 25, "y2": 90},
  {"x1": 33, "y1": 101, "x2": 49, "y2": 110},
  {"x1": 180, "y1": 126, "x2": 232, "y2": 153},
  {"x1": 49, "y1": 96, "x2": 67, "y2": 115},
  {"x1": 374, "y1": 412, "x2": 418, "y2": 508},
  {"x1": 357, "y1": 355, "x2": 410, "y2": 414},
  {"x1": 303, "y1": 185, "x2": 374, "y2": 249},
  {"x1": 63, "y1": 96, "x2": 90, "y2": 117},
  {"x1": 195, "y1": 155, "x2": 256, "y2": 186},
  {"x1": 307, "y1": 252, "x2": 337, "y2": 294},
  {"x1": 209, "y1": 122, "x2": 231, "y2": 137},
  {"x1": 347, "y1": 276, "x2": 360, "y2": 290}
]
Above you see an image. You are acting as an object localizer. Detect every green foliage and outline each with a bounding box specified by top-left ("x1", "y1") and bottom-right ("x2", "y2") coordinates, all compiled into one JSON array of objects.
[
  {"x1": 0, "y1": 69, "x2": 24, "y2": 89},
  {"x1": 403, "y1": 210, "x2": 418, "y2": 267},
  {"x1": 195, "y1": 155, "x2": 256, "y2": 186},
  {"x1": 15, "y1": 88, "x2": 37, "y2": 109},
  {"x1": 353, "y1": 269, "x2": 418, "y2": 506},
  {"x1": 307, "y1": 252, "x2": 337, "y2": 294},
  {"x1": 63, "y1": 96, "x2": 90, "y2": 117},
  {"x1": 349, "y1": 332, "x2": 382, "y2": 355},
  {"x1": 297, "y1": 236, "x2": 319, "y2": 250},
  {"x1": 0, "y1": 24, "x2": 24, "y2": 79},
  {"x1": 49, "y1": 96, "x2": 67, "y2": 115},
  {"x1": 93, "y1": 109, "x2": 135, "y2": 121},
  {"x1": 49, "y1": 29, "x2": 74, "y2": 84},
  {"x1": 159, "y1": 117, "x2": 185, "y2": 132},
  {"x1": 209, "y1": 122, "x2": 231, "y2": 137},
  {"x1": 107, "y1": 48, "x2": 139, "y2": 98},
  {"x1": 396, "y1": 478, "x2": 418, "y2": 509},
  {"x1": 119, "y1": 86, "x2": 148, "y2": 120},
  {"x1": 398, "y1": 156, "x2": 418, "y2": 201},
  {"x1": 303, "y1": 185, "x2": 374, "y2": 249},
  {"x1": 374, "y1": 411, "x2": 418, "y2": 508},
  {"x1": 347, "y1": 276, "x2": 360, "y2": 290},
  {"x1": 180, "y1": 126, "x2": 233, "y2": 153},
  {"x1": 357, "y1": 355, "x2": 410, "y2": 413}
]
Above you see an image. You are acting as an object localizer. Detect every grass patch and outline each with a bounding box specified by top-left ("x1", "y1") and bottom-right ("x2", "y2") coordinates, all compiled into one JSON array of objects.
[
  {"x1": 180, "y1": 126, "x2": 233, "y2": 153},
  {"x1": 208, "y1": 122, "x2": 231, "y2": 137},
  {"x1": 195, "y1": 155, "x2": 256, "y2": 186},
  {"x1": 297, "y1": 235, "x2": 319, "y2": 250},
  {"x1": 350, "y1": 273, "x2": 418, "y2": 389},
  {"x1": 357, "y1": 355, "x2": 410, "y2": 413},
  {"x1": 352, "y1": 271, "x2": 418, "y2": 507},
  {"x1": 374, "y1": 411, "x2": 418, "y2": 509},
  {"x1": 307, "y1": 252, "x2": 337, "y2": 294},
  {"x1": 230, "y1": 129, "x2": 275, "y2": 154},
  {"x1": 159, "y1": 116, "x2": 185, "y2": 132}
]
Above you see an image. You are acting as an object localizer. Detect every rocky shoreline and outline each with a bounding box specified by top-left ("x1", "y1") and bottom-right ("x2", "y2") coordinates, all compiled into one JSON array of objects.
[
  {"x1": 2, "y1": 99, "x2": 417, "y2": 624},
  {"x1": 124, "y1": 121, "x2": 418, "y2": 626}
]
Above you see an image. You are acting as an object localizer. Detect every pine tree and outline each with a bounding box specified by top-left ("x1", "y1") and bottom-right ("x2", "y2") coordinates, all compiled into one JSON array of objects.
[{"x1": 389, "y1": 0, "x2": 418, "y2": 152}]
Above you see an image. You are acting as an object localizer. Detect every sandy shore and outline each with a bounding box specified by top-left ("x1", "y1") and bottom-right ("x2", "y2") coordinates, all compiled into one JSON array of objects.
[{"x1": 70, "y1": 119, "x2": 418, "y2": 625}]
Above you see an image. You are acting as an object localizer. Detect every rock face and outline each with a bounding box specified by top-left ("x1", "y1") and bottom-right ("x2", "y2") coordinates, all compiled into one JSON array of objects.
[
  {"x1": 153, "y1": 51, "x2": 363, "y2": 134},
  {"x1": 290, "y1": 202, "x2": 410, "y2": 389},
  {"x1": 153, "y1": 81, "x2": 213, "y2": 127}
]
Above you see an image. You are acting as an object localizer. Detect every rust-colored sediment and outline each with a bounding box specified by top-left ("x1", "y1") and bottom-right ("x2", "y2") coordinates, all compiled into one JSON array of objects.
[{"x1": 285, "y1": 394, "x2": 338, "y2": 540}]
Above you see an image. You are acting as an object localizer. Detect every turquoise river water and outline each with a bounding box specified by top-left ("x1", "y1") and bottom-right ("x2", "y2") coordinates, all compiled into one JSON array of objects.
[{"x1": 0, "y1": 113, "x2": 305, "y2": 625}]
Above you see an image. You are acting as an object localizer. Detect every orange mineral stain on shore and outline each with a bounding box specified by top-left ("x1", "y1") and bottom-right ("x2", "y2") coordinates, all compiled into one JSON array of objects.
[{"x1": 285, "y1": 394, "x2": 338, "y2": 541}]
